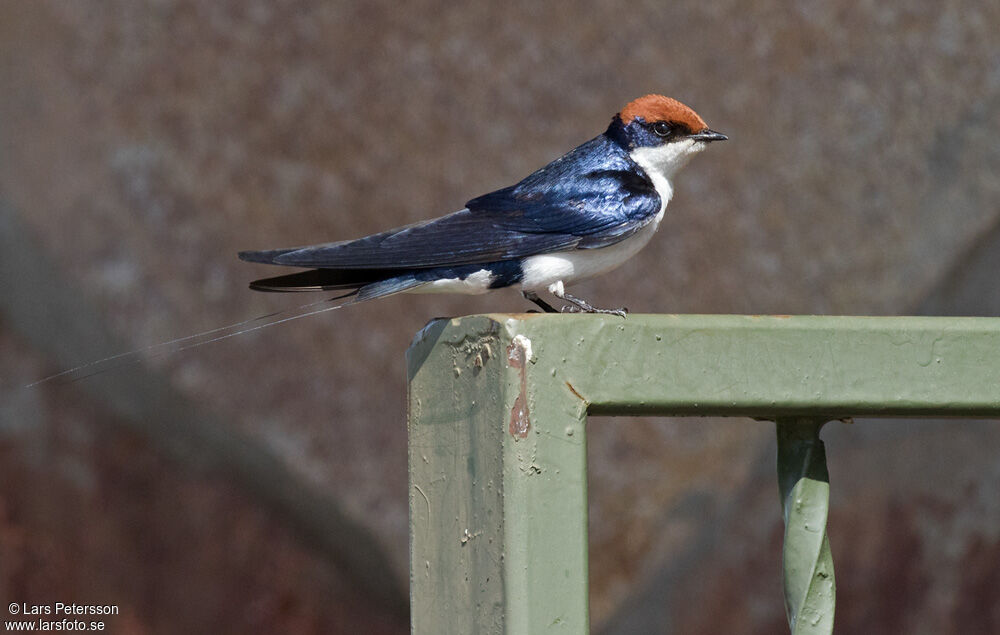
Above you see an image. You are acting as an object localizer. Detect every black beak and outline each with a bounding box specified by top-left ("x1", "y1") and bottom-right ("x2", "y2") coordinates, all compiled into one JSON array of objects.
[{"x1": 688, "y1": 129, "x2": 728, "y2": 142}]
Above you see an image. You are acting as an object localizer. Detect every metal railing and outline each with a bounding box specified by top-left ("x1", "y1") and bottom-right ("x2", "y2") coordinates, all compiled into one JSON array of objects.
[{"x1": 407, "y1": 314, "x2": 1000, "y2": 634}]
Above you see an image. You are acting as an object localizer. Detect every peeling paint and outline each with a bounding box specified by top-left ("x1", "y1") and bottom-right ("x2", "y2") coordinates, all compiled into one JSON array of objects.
[
  {"x1": 510, "y1": 394, "x2": 530, "y2": 438},
  {"x1": 447, "y1": 328, "x2": 499, "y2": 378},
  {"x1": 506, "y1": 335, "x2": 532, "y2": 438},
  {"x1": 460, "y1": 528, "x2": 482, "y2": 545}
]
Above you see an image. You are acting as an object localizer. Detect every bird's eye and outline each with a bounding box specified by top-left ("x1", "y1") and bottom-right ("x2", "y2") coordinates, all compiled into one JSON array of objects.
[{"x1": 652, "y1": 121, "x2": 673, "y2": 137}]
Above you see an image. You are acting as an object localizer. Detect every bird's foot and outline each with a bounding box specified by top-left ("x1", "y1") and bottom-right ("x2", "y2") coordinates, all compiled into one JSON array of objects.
[{"x1": 555, "y1": 291, "x2": 628, "y2": 318}]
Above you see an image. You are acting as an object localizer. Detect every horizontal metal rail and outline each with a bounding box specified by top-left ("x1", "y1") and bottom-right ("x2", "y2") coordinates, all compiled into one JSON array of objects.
[{"x1": 407, "y1": 314, "x2": 1000, "y2": 634}]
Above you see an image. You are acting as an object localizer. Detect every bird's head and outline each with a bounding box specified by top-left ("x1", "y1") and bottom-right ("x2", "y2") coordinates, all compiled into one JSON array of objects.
[{"x1": 608, "y1": 94, "x2": 726, "y2": 180}]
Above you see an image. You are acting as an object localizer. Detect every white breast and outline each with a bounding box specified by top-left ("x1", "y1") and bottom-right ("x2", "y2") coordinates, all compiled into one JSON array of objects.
[
  {"x1": 519, "y1": 208, "x2": 665, "y2": 291},
  {"x1": 520, "y1": 140, "x2": 696, "y2": 293}
]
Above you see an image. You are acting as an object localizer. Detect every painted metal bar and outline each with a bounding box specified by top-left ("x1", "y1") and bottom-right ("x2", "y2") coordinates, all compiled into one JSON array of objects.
[
  {"x1": 407, "y1": 314, "x2": 1000, "y2": 634},
  {"x1": 503, "y1": 313, "x2": 1000, "y2": 418},
  {"x1": 776, "y1": 418, "x2": 835, "y2": 635}
]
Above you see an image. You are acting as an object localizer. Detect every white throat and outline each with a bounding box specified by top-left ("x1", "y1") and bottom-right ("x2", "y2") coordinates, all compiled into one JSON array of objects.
[{"x1": 629, "y1": 139, "x2": 705, "y2": 206}]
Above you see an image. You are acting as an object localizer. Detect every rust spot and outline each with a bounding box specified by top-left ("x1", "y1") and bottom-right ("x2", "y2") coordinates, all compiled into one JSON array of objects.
[
  {"x1": 506, "y1": 337, "x2": 531, "y2": 438},
  {"x1": 565, "y1": 381, "x2": 586, "y2": 402}
]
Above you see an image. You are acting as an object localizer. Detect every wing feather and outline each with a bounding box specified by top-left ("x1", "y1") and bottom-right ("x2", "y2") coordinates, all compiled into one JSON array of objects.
[
  {"x1": 239, "y1": 209, "x2": 583, "y2": 269},
  {"x1": 238, "y1": 133, "x2": 662, "y2": 271}
]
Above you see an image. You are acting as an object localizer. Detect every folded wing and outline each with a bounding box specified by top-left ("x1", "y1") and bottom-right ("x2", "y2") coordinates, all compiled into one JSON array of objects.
[
  {"x1": 239, "y1": 134, "x2": 662, "y2": 271},
  {"x1": 238, "y1": 208, "x2": 585, "y2": 269}
]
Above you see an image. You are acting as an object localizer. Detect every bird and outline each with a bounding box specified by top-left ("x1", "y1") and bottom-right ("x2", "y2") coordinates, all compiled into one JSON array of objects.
[{"x1": 239, "y1": 94, "x2": 726, "y2": 316}]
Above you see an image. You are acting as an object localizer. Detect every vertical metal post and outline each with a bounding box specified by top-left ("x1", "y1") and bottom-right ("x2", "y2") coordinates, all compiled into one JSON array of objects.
[
  {"x1": 407, "y1": 317, "x2": 590, "y2": 634},
  {"x1": 775, "y1": 418, "x2": 836, "y2": 635}
]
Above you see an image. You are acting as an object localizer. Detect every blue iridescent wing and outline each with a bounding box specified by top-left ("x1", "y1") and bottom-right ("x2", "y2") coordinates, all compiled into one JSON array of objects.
[{"x1": 239, "y1": 135, "x2": 661, "y2": 269}]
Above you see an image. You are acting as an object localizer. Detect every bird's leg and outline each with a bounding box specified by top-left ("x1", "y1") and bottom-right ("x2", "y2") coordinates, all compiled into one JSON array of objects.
[
  {"x1": 522, "y1": 291, "x2": 559, "y2": 313},
  {"x1": 549, "y1": 283, "x2": 628, "y2": 318}
]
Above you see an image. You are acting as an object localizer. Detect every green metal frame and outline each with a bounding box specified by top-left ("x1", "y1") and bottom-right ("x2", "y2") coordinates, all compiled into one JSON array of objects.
[{"x1": 407, "y1": 314, "x2": 1000, "y2": 634}]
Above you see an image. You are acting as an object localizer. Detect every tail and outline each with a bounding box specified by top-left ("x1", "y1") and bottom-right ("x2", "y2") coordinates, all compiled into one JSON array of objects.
[
  {"x1": 255, "y1": 269, "x2": 426, "y2": 301},
  {"x1": 240, "y1": 253, "x2": 426, "y2": 303},
  {"x1": 245, "y1": 268, "x2": 396, "y2": 292}
]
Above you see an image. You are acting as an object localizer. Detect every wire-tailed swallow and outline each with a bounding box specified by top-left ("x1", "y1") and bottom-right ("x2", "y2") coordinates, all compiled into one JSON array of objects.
[{"x1": 239, "y1": 94, "x2": 726, "y2": 315}]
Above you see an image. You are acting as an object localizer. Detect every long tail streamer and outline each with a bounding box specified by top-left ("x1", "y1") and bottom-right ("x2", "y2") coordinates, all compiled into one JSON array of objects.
[{"x1": 25, "y1": 292, "x2": 356, "y2": 388}]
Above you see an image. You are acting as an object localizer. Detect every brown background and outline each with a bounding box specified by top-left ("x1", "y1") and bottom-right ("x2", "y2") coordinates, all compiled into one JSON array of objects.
[{"x1": 2, "y1": 1, "x2": 1000, "y2": 633}]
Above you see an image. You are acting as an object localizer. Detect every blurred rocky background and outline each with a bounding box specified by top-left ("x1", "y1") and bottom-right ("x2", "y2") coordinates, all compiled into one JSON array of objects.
[{"x1": 2, "y1": 1, "x2": 1000, "y2": 633}]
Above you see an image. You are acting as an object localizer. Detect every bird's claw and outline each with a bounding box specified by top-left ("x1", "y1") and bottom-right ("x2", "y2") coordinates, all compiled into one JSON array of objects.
[
  {"x1": 559, "y1": 303, "x2": 628, "y2": 318},
  {"x1": 594, "y1": 306, "x2": 629, "y2": 319}
]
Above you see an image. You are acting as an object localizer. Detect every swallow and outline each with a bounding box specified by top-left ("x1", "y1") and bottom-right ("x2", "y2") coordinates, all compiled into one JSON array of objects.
[{"x1": 239, "y1": 94, "x2": 726, "y2": 315}]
